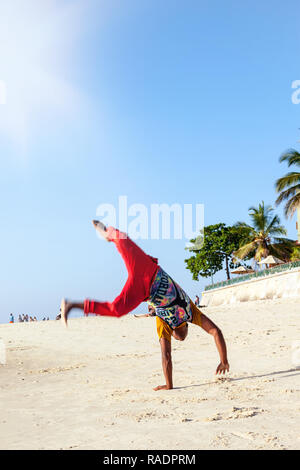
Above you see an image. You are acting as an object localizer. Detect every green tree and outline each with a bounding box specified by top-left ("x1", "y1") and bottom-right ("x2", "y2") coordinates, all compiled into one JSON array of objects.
[
  {"x1": 290, "y1": 246, "x2": 300, "y2": 261},
  {"x1": 185, "y1": 223, "x2": 252, "y2": 281},
  {"x1": 233, "y1": 201, "x2": 294, "y2": 263}
]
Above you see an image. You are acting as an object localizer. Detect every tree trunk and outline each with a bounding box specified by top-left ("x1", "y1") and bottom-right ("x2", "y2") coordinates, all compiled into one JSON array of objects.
[{"x1": 225, "y1": 255, "x2": 231, "y2": 280}]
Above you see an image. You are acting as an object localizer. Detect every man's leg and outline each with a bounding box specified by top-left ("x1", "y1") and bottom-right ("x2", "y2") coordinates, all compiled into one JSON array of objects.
[
  {"x1": 61, "y1": 279, "x2": 151, "y2": 326},
  {"x1": 61, "y1": 223, "x2": 159, "y2": 325},
  {"x1": 99, "y1": 224, "x2": 158, "y2": 280},
  {"x1": 84, "y1": 225, "x2": 159, "y2": 314}
]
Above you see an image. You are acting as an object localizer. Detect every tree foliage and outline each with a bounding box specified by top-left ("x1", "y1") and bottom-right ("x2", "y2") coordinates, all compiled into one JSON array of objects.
[
  {"x1": 275, "y1": 149, "x2": 300, "y2": 218},
  {"x1": 233, "y1": 201, "x2": 295, "y2": 263},
  {"x1": 185, "y1": 223, "x2": 252, "y2": 281}
]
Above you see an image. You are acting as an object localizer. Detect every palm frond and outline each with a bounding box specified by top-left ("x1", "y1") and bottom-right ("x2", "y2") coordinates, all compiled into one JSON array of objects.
[
  {"x1": 248, "y1": 202, "x2": 275, "y2": 233},
  {"x1": 233, "y1": 241, "x2": 257, "y2": 261},
  {"x1": 279, "y1": 149, "x2": 300, "y2": 167},
  {"x1": 233, "y1": 222, "x2": 256, "y2": 240},
  {"x1": 272, "y1": 237, "x2": 296, "y2": 248},
  {"x1": 284, "y1": 192, "x2": 300, "y2": 218},
  {"x1": 254, "y1": 243, "x2": 269, "y2": 262},
  {"x1": 266, "y1": 223, "x2": 287, "y2": 237},
  {"x1": 275, "y1": 173, "x2": 300, "y2": 192},
  {"x1": 265, "y1": 214, "x2": 280, "y2": 232},
  {"x1": 275, "y1": 184, "x2": 300, "y2": 205},
  {"x1": 269, "y1": 244, "x2": 292, "y2": 261}
]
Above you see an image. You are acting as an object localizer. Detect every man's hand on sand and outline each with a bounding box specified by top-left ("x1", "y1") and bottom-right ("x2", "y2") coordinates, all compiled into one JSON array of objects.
[
  {"x1": 216, "y1": 362, "x2": 230, "y2": 375},
  {"x1": 153, "y1": 385, "x2": 173, "y2": 391}
]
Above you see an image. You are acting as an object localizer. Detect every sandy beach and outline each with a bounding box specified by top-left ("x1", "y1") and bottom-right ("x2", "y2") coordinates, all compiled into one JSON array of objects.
[{"x1": 0, "y1": 298, "x2": 299, "y2": 450}]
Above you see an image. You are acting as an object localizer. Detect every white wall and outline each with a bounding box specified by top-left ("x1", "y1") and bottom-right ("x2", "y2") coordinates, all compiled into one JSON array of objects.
[{"x1": 201, "y1": 267, "x2": 300, "y2": 307}]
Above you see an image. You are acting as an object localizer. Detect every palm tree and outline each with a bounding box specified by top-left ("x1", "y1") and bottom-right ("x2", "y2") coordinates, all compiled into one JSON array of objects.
[
  {"x1": 233, "y1": 201, "x2": 294, "y2": 264},
  {"x1": 275, "y1": 149, "x2": 300, "y2": 243}
]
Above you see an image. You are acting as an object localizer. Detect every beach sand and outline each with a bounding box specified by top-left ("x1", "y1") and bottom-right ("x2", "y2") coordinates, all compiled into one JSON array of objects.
[{"x1": 0, "y1": 298, "x2": 299, "y2": 450}]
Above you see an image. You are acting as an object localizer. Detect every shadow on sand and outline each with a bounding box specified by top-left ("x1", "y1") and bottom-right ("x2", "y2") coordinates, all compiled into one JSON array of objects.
[{"x1": 174, "y1": 368, "x2": 300, "y2": 390}]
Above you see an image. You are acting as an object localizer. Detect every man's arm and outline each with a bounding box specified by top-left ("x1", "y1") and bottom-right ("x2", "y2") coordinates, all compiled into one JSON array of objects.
[
  {"x1": 200, "y1": 313, "x2": 229, "y2": 374},
  {"x1": 154, "y1": 338, "x2": 173, "y2": 391}
]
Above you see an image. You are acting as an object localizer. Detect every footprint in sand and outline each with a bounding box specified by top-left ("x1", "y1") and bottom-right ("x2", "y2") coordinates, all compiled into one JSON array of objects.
[
  {"x1": 246, "y1": 432, "x2": 286, "y2": 449},
  {"x1": 205, "y1": 406, "x2": 265, "y2": 422},
  {"x1": 116, "y1": 410, "x2": 171, "y2": 422},
  {"x1": 28, "y1": 364, "x2": 86, "y2": 375}
]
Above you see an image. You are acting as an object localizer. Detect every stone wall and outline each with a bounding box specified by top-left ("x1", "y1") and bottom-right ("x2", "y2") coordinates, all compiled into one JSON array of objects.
[{"x1": 201, "y1": 267, "x2": 300, "y2": 307}]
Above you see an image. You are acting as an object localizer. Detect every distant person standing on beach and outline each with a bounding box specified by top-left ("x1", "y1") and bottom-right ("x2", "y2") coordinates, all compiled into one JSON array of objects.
[
  {"x1": 9, "y1": 313, "x2": 14, "y2": 324},
  {"x1": 195, "y1": 295, "x2": 200, "y2": 307},
  {"x1": 18, "y1": 315, "x2": 23, "y2": 323},
  {"x1": 60, "y1": 222, "x2": 229, "y2": 391}
]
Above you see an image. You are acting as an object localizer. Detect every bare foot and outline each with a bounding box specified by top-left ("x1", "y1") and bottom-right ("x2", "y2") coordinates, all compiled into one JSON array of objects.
[
  {"x1": 60, "y1": 298, "x2": 72, "y2": 327},
  {"x1": 92, "y1": 220, "x2": 110, "y2": 241},
  {"x1": 153, "y1": 385, "x2": 173, "y2": 391}
]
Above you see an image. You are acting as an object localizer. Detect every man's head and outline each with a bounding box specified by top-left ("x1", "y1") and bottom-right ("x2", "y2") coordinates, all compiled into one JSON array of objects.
[{"x1": 172, "y1": 323, "x2": 188, "y2": 341}]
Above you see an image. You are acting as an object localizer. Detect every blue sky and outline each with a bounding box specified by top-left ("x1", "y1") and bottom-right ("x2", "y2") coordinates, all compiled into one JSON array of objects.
[{"x1": 0, "y1": 0, "x2": 299, "y2": 322}]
